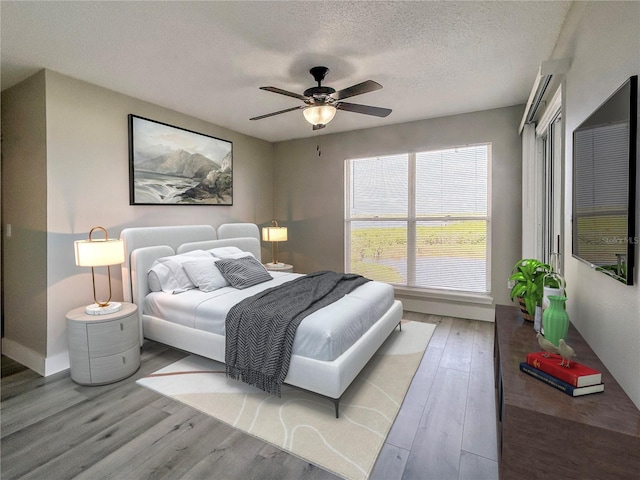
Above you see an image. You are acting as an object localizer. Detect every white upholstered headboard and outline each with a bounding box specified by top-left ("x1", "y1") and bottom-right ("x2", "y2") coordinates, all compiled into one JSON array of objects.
[
  {"x1": 121, "y1": 222, "x2": 263, "y2": 296},
  {"x1": 120, "y1": 223, "x2": 263, "y2": 345},
  {"x1": 217, "y1": 223, "x2": 260, "y2": 240},
  {"x1": 120, "y1": 225, "x2": 217, "y2": 303}
]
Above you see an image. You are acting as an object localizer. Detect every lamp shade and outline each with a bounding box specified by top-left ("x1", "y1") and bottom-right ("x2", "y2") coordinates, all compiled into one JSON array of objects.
[
  {"x1": 262, "y1": 226, "x2": 288, "y2": 242},
  {"x1": 303, "y1": 105, "x2": 337, "y2": 125},
  {"x1": 75, "y1": 239, "x2": 125, "y2": 267}
]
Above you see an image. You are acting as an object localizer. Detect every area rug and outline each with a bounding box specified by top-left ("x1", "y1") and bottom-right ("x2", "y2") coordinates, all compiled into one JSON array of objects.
[{"x1": 137, "y1": 320, "x2": 435, "y2": 480}]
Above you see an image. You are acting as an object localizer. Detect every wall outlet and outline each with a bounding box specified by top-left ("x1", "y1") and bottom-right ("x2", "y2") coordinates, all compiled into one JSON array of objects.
[{"x1": 507, "y1": 279, "x2": 515, "y2": 289}]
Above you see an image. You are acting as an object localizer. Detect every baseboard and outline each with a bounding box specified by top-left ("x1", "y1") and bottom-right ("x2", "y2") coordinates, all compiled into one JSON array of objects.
[
  {"x1": 1, "y1": 338, "x2": 45, "y2": 375},
  {"x1": 45, "y1": 351, "x2": 71, "y2": 376},
  {"x1": 397, "y1": 296, "x2": 495, "y2": 322},
  {"x1": 1, "y1": 338, "x2": 70, "y2": 376}
]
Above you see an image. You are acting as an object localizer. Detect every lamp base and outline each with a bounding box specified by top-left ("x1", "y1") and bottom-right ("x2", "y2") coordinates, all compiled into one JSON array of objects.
[
  {"x1": 85, "y1": 302, "x2": 122, "y2": 316},
  {"x1": 265, "y1": 262, "x2": 286, "y2": 268}
]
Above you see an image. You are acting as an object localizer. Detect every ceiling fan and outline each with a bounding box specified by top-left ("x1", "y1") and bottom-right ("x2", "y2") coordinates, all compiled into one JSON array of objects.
[{"x1": 250, "y1": 66, "x2": 392, "y2": 130}]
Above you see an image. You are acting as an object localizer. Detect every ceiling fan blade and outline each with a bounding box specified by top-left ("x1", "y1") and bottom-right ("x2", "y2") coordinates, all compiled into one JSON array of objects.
[
  {"x1": 250, "y1": 105, "x2": 304, "y2": 121},
  {"x1": 336, "y1": 102, "x2": 392, "y2": 117},
  {"x1": 260, "y1": 86, "x2": 309, "y2": 101},
  {"x1": 331, "y1": 80, "x2": 382, "y2": 100}
]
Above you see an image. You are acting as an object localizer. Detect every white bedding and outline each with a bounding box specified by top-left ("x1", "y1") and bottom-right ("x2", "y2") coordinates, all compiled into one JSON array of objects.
[{"x1": 143, "y1": 271, "x2": 395, "y2": 361}]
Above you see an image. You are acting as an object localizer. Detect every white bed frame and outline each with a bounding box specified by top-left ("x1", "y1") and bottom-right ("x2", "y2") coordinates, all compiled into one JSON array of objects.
[{"x1": 121, "y1": 223, "x2": 403, "y2": 417}]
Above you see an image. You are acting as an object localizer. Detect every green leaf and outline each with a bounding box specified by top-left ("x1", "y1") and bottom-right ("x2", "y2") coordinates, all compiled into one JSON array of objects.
[
  {"x1": 525, "y1": 296, "x2": 536, "y2": 318},
  {"x1": 510, "y1": 283, "x2": 525, "y2": 299},
  {"x1": 509, "y1": 272, "x2": 525, "y2": 282}
]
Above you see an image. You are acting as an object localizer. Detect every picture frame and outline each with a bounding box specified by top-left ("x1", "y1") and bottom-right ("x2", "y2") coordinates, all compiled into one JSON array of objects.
[{"x1": 128, "y1": 114, "x2": 233, "y2": 205}]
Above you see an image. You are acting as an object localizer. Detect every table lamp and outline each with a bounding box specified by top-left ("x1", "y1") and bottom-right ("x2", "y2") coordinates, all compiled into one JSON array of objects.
[
  {"x1": 74, "y1": 226, "x2": 125, "y2": 315},
  {"x1": 262, "y1": 220, "x2": 288, "y2": 267}
]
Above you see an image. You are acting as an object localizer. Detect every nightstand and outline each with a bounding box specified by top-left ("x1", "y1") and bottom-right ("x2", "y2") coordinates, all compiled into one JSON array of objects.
[
  {"x1": 66, "y1": 302, "x2": 140, "y2": 385},
  {"x1": 264, "y1": 262, "x2": 293, "y2": 273}
]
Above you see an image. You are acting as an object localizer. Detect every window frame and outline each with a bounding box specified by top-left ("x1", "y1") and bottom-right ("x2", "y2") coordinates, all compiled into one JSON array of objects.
[
  {"x1": 535, "y1": 87, "x2": 564, "y2": 272},
  {"x1": 344, "y1": 144, "x2": 492, "y2": 295}
]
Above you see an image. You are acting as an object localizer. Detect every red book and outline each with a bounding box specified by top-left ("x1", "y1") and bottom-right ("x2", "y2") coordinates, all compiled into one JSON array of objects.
[{"x1": 526, "y1": 351, "x2": 602, "y2": 387}]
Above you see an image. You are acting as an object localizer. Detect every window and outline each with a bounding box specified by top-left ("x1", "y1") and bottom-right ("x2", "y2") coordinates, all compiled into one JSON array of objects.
[
  {"x1": 345, "y1": 144, "x2": 491, "y2": 293},
  {"x1": 533, "y1": 86, "x2": 563, "y2": 272},
  {"x1": 541, "y1": 113, "x2": 563, "y2": 267}
]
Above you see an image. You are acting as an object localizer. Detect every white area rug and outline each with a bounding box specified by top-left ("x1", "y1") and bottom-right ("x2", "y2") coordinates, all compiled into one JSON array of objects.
[{"x1": 137, "y1": 320, "x2": 435, "y2": 480}]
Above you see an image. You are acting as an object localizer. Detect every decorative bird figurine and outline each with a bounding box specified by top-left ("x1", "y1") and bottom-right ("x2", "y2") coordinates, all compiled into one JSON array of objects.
[
  {"x1": 558, "y1": 339, "x2": 577, "y2": 367},
  {"x1": 537, "y1": 333, "x2": 559, "y2": 357}
]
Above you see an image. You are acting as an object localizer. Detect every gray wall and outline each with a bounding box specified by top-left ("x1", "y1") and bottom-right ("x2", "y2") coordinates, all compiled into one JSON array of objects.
[
  {"x1": 553, "y1": 1, "x2": 640, "y2": 408},
  {"x1": 2, "y1": 70, "x2": 275, "y2": 374},
  {"x1": 1, "y1": 71, "x2": 49, "y2": 360},
  {"x1": 272, "y1": 105, "x2": 524, "y2": 320}
]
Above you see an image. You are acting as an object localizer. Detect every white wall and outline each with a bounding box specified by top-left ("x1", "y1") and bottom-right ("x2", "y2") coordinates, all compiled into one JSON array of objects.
[
  {"x1": 554, "y1": 1, "x2": 640, "y2": 408},
  {"x1": 272, "y1": 105, "x2": 524, "y2": 321},
  {"x1": 2, "y1": 70, "x2": 275, "y2": 374}
]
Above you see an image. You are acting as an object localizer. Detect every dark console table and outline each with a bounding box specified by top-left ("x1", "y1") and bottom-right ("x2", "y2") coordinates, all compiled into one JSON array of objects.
[{"x1": 494, "y1": 304, "x2": 640, "y2": 479}]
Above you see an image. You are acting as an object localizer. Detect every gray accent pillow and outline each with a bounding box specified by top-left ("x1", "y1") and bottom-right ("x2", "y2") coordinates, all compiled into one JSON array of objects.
[{"x1": 215, "y1": 256, "x2": 272, "y2": 289}]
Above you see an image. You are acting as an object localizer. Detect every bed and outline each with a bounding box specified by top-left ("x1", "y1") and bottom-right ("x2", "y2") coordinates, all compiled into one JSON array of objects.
[{"x1": 121, "y1": 223, "x2": 403, "y2": 417}]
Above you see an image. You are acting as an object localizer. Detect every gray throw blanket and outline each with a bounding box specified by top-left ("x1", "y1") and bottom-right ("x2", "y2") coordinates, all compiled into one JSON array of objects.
[{"x1": 225, "y1": 270, "x2": 370, "y2": 396}]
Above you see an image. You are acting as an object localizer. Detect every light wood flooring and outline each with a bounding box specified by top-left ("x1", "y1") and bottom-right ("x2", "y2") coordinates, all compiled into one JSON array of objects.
[{"x1": 1, "y1": 312, "x2": 498, "y2": 480}]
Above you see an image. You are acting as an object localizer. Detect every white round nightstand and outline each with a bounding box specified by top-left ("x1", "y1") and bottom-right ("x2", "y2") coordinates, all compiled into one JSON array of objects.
[
  {"x1": 66, "y1": 302, "x2": 140, "y2": 385},
  {"x1": 264, "y1": 262, "x2": 293, "y2": 273}
]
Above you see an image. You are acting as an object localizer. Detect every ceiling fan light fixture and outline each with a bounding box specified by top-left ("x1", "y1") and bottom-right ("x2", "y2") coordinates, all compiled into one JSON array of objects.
[{"x1": 303, "y1": 105, "x2": 337, "y2": 126}]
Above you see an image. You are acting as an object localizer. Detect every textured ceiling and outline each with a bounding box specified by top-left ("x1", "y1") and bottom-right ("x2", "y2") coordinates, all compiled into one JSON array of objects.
[{"x1": 1, "y1": 1, "x2": 572, "y2": 142}]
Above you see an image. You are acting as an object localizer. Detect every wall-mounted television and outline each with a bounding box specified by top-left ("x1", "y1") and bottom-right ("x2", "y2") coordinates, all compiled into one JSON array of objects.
[{"x1": 572, "y1": 75, "x2": 638, "y2": 285}]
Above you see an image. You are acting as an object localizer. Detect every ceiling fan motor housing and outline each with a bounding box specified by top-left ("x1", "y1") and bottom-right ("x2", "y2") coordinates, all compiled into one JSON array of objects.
[
  {"x1": 303, "y1": 85, "x2": 336, "y2": 98},
  {"x1": 304, "y1": 66, "x2": 336, "y2": 100}
]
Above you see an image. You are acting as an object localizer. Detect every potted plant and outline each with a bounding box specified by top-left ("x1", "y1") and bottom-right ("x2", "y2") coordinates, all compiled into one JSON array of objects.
[{"x1": 509, "y1": 258, "x2": 555, "y2": 322}]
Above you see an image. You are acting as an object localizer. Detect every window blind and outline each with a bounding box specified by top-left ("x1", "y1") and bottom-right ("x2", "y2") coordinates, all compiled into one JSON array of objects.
[{"x1": 346, "y1": 145, "x2": 490, "y2": 293}]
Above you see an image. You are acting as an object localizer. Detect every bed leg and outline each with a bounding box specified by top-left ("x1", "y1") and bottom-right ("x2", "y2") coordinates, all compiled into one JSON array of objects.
[{"x1": 334, "y1": 398, "x2": 340, "y2": 418}]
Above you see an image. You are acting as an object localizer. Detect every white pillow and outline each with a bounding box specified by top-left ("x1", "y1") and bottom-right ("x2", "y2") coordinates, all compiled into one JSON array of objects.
[
  {"x1": 206, "y1": 246, "x2": 243, "y2": 258},
  {"x1": 182, "y1": 257, "x2": 229, "y2": 292},
  {"x1": 148, "y1": 250, "x2": 210, "y2": 294},
  {"x1": 224, "y1": 251, "x2": 255, "y2": 259}
]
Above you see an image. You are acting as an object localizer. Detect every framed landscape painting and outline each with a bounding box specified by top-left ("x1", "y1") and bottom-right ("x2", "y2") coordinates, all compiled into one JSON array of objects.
[{"x1": 128, "y1": 115, "x2": 233, "y2": 205}]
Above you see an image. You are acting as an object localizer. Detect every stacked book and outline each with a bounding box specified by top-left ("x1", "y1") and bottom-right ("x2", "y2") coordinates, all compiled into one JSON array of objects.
[{"x1": 520, "y1": 352, "x2": 604, "y2": 397}]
